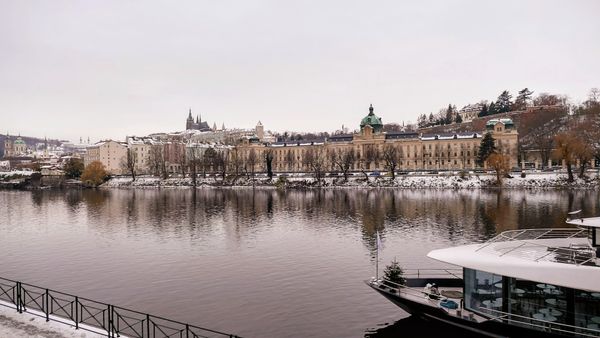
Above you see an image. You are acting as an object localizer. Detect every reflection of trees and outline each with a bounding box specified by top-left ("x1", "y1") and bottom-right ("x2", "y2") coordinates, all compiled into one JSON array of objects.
[{"x1": 26, "y1": 188, "x2": 599, "y2": 250}]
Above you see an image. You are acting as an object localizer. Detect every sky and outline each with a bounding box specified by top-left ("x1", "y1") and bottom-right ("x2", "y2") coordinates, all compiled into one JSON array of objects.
[{"x1": 1, "y1": 0, "x2": 599, "y2": 142}]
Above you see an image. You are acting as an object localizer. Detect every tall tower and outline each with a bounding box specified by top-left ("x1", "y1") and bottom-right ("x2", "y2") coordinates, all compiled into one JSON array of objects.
[
  {"x1": 256, "y1": 121, "x2": 264, "y2": 141},
  {"x1": 3, "y1": 134, "x2": 12, "y2": 158},
  {"x1": 186, "y1": 108, "x2": 194, "y2": 130}
]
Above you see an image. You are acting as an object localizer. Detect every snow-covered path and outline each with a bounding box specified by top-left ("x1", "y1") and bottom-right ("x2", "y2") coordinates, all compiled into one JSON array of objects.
[{"x1": 0, "y1": 304, "x2": 106, "y2": 338}]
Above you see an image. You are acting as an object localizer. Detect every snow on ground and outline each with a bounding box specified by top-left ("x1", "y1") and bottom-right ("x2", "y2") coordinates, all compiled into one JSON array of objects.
[
  {"x1": 101, "y1": 172, "x2": 600, "y2": 190},
  {"x1": 0, "y1": 301, "x2": 107, "y2": 338},
  {"x1": 0, "y1": 170, "x2": 34, "y2": 178}
]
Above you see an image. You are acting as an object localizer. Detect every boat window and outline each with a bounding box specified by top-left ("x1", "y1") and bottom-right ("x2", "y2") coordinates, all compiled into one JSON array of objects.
[
  {"x1": 575, "y1": 290, "x2": 600, "y2": 331},
  {"x1": 507, "y1": 279, "x2": 568, "y2": 326},
  {"x1": 464, "y1": 268, "x2": 503, "y2": 317}
]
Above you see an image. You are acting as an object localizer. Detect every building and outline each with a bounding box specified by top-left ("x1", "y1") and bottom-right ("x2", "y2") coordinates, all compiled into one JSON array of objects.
[
  {"x1": 84, "y1": 140, "x2": 128, "y2": 175},
  {"x1": 235, "y1": 105, "x2": 519, "y2": 174},
  {"x1": 185, "y1": 109, "x2": 212, "y2": 131},
  {"x1": 3, "y1": 135, "x2": 28, "y2": 157},
  {"x1": 458, "y1": 103, "x2": 485, "y2": 123}
]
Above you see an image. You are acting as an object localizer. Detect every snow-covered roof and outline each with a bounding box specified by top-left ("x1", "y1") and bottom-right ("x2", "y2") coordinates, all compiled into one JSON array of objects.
[{"x1": 428, "y1": 230, "x2": 600, "y2": 292}]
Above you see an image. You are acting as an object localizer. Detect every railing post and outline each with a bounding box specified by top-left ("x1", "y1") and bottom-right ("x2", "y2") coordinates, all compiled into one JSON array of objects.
[
  {"x1": 146, "y1": 314, "x2": 150, "y2": 338},
  {"x1": 107, "y1": 304, "x2": 113, "y2": 338},
  {"x1": 45, "y1": 288, "x2": 49, "y2": 322},
  {"x1": 75, "y1": 296, "x2": 79, "y2": 330},
  {"x1": 185, "y1": 324, "x2": 189, "y2": 338},
  {"x1": 17, "y1": 282, "x2": 22, "y2": 313}
]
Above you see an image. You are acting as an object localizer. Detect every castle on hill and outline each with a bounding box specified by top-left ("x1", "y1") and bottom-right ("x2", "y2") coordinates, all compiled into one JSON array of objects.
[{"x1": 185, "y1": 109, "x2": 212, "y2": 132}]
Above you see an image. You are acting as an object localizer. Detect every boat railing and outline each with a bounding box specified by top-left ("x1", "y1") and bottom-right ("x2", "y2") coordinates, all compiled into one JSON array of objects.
[
  {"x1": 401, "y1": 268, "x2": 463, "y2": 279},
  {"x1": 370, "y1": 277, "x2": 458, "y2": 301},
  {"x1": 474, "y1": 228, "x2": 597, "y2": 266},
  {"x1": 482, "y1": 307, "x2": 600, "y2": 338}
]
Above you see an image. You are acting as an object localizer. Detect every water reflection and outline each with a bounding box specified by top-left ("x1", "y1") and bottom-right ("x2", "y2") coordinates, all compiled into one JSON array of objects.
[{"x1": 1, "y1": 188, "x2": 599, "y2": 338}]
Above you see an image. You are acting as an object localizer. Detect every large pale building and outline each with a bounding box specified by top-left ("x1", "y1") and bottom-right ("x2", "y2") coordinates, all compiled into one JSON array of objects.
[
  {"x1": 3, "y1": 135, "x2": 28, "y2": 157},
  {"x1": 235, "y1": 105, "x2": 519, "y2": 174},
  {"x1": 84, "y1": 140, "x2": 128, "y2": 175}
]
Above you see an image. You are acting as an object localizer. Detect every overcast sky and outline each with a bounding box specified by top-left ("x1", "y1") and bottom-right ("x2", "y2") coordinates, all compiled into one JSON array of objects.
[{"x1": 1, "y1": 0, "x2": 599, "y2": 142}]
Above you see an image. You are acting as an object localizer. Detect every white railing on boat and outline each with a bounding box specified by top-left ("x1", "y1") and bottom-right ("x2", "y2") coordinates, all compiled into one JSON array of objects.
[
  {"x1": 474, "y1": 228, "x2": 597, "y2": 266},
  {"x1": 482, "y1": 307, "x2": 600, "y2": 338},
  {"x1": 370, "y1": 277, "x2": 460, "y2": 301},
  {"x1": 402, "y1": 268, "x2": 463, "y2": 279}
]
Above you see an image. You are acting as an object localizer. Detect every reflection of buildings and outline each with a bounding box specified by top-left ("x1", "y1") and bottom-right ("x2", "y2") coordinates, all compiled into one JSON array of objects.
[{"x1": 236, "y1": 105, "x2": 519, "y2": 173}]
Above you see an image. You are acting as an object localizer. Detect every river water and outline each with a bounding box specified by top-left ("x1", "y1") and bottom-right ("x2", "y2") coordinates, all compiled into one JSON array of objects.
[{"x1": 1, "y1": 188, "x2": 599, "y2": 337}]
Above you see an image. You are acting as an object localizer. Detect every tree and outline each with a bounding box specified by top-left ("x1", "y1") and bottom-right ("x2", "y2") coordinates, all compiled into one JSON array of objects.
[
  {"x1": 477, "y1": 133, "x2": 496, "y2": 166},
  {"x1": 514, "y1": 88, "x2": 534, "y2": 110},
  {"x1": 455, "y1": 113, "x2": 463, "y2": 124},
  {"x1": 176, "y1": 148, "x2": 187, "y2": 177},
  {"x1": 81, "y1": 161, "x2": 108, "y2": 187},
  {"x1": 553, "y1": 132, "x2": 579, "y2": 182},
  {"x1": 63, "y1": 158, "x2": 84, "y2": 179},
  {"x1": 303, "y1": 148, "x2": 326, "y2": 184},
  {"x1": 488, "y1": 102, "x2": 497, "y2": 115},
  {"x1": 246, "y1": 149, "x2": 258, "y2": 179},
  {"x1": 187, "y1": 146, "x2": 202, "y2": 186},
  {"x1": 478, "y1": 103, "x2": 489, "y2": 117},
  {"x1": 285, "y1": 150, "x2": 295, "y2": 171},
  {"x1": 445, "y1": 104, "x2": 454, "y2": 124},
  {"x1": 148, "y1": 145, "x2": 166, "y2": 178},
  {"x1": 533, "y1": 93, "x2": 566, "y2": 106},
  {"x1": 534, "y1": 134, "x2": 554, "y2": 169},
  {"x1": 496, "y1": 90, "x2": 513, "y2": 113},
  {"x1": 382, "y1": 144, "x2": 400, "y2": 179},
  {"x1": 265, "y1": 149, "x2": 274, "y2": 179},
  {"x1": 121, "y1": 148, "x2": 137, "y2": 181},
  {"x1": 487, "y1": 152, "x2": 511, "y2": 185},
  {"x1": 329, "y1": 148, "x2": 355, "y2": 182},
  {"x1": 360, "y1": 145, "x2": 380, "y2": 179},
  {"x1": 214, "y1": 149, "x2": 228, "y2": 181},
  {"x1": 203, "y1": 147, "x2": 217, "y2": 178},
  {"x1": 383, "y1": 258, "x2": 405, "y2": 287}
]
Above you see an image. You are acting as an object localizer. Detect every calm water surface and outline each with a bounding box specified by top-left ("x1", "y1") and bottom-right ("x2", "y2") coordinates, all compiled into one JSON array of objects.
[{"x1": 1, "y1": 188, "x2": 599, "y2": 337}]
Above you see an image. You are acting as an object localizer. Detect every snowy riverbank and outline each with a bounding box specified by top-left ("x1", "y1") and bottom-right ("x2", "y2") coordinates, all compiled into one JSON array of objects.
[
  {"x1": 0, "y1": 301, "x2": 107, "y2": 338},
  {"x1": 102, "y1": 172, "x2": 600, "y2": 190}
]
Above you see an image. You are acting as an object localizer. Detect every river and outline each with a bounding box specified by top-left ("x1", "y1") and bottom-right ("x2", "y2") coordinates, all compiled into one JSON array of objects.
[{"x1": 1, "y1": 188, "x2": 599, "y2": 337}]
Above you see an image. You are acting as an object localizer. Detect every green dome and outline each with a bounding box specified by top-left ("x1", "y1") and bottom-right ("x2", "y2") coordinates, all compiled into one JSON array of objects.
[
  {"x1": 14, "y1": 137, "x2": 25, "y2": 145},
  {"x1": 360, "y1": 104, "x2": 383, "y2": 132}
]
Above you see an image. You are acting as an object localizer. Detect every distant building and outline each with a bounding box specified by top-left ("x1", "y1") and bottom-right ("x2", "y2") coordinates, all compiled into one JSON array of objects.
[
  {"x1": 235, "y1": 104, "x2": 519, "y2": 172},
  {"x1": 458, "y1": 103, "x2": 484, "y2": 123},
  {"x1": 84, "y1": 140, "x2": 128, "y2": 175},
  {"x1": 185, "y1": 109, "x2": 212, "y2": 131},
  {"x1": 3, "y1": 135, "x2": 28, "y2": 157}
]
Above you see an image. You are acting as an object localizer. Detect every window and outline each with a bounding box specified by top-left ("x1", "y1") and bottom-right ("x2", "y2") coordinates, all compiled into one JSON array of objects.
[{"x1": 464, "y1": 268, "x2": 503, "y2": 317}]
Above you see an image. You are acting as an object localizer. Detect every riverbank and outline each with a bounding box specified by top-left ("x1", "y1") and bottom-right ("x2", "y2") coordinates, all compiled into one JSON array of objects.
[
  {"x1": 101, "y1": 172, "x2": 600, "y2": 189},
  {"x1": 0, "y1": 302, "x2": 106, "y2": 338}
]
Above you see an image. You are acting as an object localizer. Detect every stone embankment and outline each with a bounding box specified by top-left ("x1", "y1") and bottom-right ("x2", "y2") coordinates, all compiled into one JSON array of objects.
[{"x1": 102, "y1": 172, "x2": 600, "y2": 190}]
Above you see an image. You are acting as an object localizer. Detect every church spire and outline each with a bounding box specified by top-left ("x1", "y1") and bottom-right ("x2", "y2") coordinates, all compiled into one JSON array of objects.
[
  {"x1": 188, "y1": 108, "x2": 192, "y2": 119},
  {"x1": 369, "y1": 103, "x2": 374, "y2": 115}
]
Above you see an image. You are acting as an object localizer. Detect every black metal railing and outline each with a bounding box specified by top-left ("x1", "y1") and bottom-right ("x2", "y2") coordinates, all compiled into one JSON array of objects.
[{"x1": 0, "y1": 276, "x2": 241, "y2": 338}]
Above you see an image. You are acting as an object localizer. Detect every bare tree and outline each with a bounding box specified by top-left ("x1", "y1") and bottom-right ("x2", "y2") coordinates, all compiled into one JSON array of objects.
[
  {"x1": 303, "y1": 147, "x2": 326, "y2": 184},
  {"x1": 382, "y1": 144, "x2": 400, "y2": 179},
  {"x1": 487, "y1": 152, "x2": 511, "y2": 185},
  {"x1": 285, "y1": 150, "x2": 295, "y2": 171},
  {"x1": 553, "y1": 132, "x2": 580, "y2": 182},
  {"x1": 329, "y1": 148, "x2": 355, "y2": 182},
  {"x1": 534, "y1": 134, "x2": 554, "y2": 169},
  {"x1": 121, "y1": 148, "x2": 137, "y2": 181},
  {"x1": 214, "y1": 149, "x2": 229, "y2": 182},
  {"x1": 187, "y1": 146, "x2": 201, "y2": 187},
  {"x1": 246, "y1": 149, "x2": 258, "y2": 179},
  {"x1": 148, "y1": 145, "x2": 166, "y2": 177},
  {"x1": 203, "y1": 147, "x2": 217, "y2": 178},
  {"x1": 229, "y1": 148, "x2": 243, "y2": 180},
  {"x1": 265, "y1": 149, "x2": 274, "y2": 179},
  {"x1": 360, "y1": 145, "x2": 380, "y2": 179}
]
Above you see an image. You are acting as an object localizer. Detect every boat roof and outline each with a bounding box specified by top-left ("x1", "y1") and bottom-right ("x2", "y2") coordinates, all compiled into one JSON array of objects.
[
  {"x1": 427, "y1": 229, "x2": 600, "y2": 292},
  {"x1": 566, "y1": 216, "x2": 600, "y2": 228}
]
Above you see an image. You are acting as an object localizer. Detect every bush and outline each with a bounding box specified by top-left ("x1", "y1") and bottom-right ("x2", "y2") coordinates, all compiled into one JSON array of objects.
[
  {"x1": 81, "y1": 161, "x2": 108, "y2": 187},
  {"x1": 521, "y1": 172, "x2": 526, "y2": 178}
]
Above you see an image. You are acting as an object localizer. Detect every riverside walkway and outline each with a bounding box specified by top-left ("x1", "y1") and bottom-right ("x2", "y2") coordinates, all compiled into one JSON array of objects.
[{"x1": 0, "y1": 277, "x2": 241, "y2": 338}]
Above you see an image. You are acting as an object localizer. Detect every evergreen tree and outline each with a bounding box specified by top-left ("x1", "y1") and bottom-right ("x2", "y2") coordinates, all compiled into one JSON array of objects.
[
  {"x1": 496, "y1": 90, "x2": 513, "y2": 113},
  {"x1": 477, "y1": 133, "x2": 496, "y2": 166},
  {"x1": 455, "y1": 113, "x2": 463, "y2": 123},
  {"x1": 488, "y1": 101, "x2": 497, "y2": 115},
  {"x1": 445, "y1": 104, "x2": 454, "y2": 124},
  {"x1": 514, "y1": 88, "x2": 534, "y2": 110},
  {"x1": 478, "y1": 103, "x2": 489, "y2": 117},
  {"x1": 383, "y1": 258, "x2": 406, "y2": 287}
]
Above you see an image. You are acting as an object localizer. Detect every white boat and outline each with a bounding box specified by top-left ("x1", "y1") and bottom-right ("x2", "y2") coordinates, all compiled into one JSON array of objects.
[{"x1": 367, "y1": 212, "x2": 600, "y2": 337}]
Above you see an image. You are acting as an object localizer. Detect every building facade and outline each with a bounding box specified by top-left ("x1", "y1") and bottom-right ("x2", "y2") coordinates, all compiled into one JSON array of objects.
[
  {"x1": 3, "y1": 135, "x2": 28, "y2": 157},
  {"x1": 235, "y1": 105, "x2": 519, "y2": 174},
  {"x1": 84, "y1": 140, "x2": 128, "y2": 175}
]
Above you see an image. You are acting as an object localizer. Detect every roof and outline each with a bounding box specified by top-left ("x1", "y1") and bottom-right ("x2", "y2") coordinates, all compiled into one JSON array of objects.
[
  {"x1": 385, "y1": 132, "x2": 419, "y2": 140},
  {"x1": 486, "y1": 118, "x2": 514, "y2": 127},
  {"x1": 428, "y1": 230, "x2": 600, "y2": 292},
  {"x1": 566, "y1": 216, "x2": 600, "y2": 228},
  {"x1": 360, "y1": 104, "x2": 383, "y2": 128},
  {"x1": 328, "y1": 134, "x2": 354, "y2": 142}
]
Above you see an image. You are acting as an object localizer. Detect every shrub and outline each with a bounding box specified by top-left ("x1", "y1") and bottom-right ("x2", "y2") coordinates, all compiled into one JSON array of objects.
[
  {"x1": 81, "y1": 161, "x2": 108, "y2": 187},
  {"x1": 383, "y1": 258, "x2": 406, "y2": 287}
]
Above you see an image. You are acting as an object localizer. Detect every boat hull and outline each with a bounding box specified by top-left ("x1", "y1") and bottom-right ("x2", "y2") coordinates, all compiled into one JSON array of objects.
[{"x1": 367, "y1": 281, "x2": 574, "y2": 338}]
